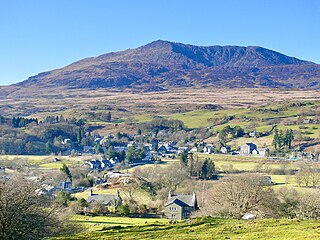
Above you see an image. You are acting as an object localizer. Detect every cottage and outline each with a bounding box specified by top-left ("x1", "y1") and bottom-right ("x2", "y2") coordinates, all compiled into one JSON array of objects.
[
  {"x1": 248, "y1": 131, "x2": 256, "y2": 137},
  {"x1": 57, "y1": 181, "x2": 72, "y2": 190},
  {"x1": 203, "y1": 145, "x2": 214, "y2": 154},
  {"x1": 262, "y1": 176, "x2": 273, "y2": 185},
  {"x1": 157, "y1": 145, "x2": 168, "y2": 155},
  {"x1": 240, "y1": 143, "x2": 257, "y2": 155},
  {"x1": 190, "y1": 147, "x2": 198, "y2": 153},
  {"x1": 164, "y1": 191, "x2": 198, "y2": 220},
  {"x1": 61, "y1": 138, "x2": 71, "y2": 145},
  {"x1": 88, "y1": 190, "x2": 122, "y2": 208},
  {"x1": 220, "y1": 146, "x2": 230, "y2": 154},
  {"x1": 177, "y1": 147, "x2": 189, "y2": 155},
  {"x1": 83, "y1": 146, "x2": 94, "y2": 153},
  {"x1": 86, "y1": 159, "x2": 102, "y2": 170},
  {"x1": 303, "y1": 119, "x2": 311, "y2": 124},
  {"x1": 254, "y1": 148, "x2": 269, "y2": 157},
  {"x1": 242, "y1": 213, "x2": 256, "y2": 220},
  {"x1": 114, "y1": 146, "x2": 128, "y2": 153},
  {"x1": 144, "y1": 143, "x2": 153, "y2": 151}
]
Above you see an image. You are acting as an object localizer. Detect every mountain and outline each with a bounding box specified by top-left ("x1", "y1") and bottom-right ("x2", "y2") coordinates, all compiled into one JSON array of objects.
[{"x1": 15, "y1": 40, "x2": 320, "y2": 90}]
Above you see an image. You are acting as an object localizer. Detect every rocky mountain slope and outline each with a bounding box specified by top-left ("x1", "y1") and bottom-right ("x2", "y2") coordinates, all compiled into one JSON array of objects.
[{"x1": 15, "y1": 40, "x2": 320, "y2": 90}]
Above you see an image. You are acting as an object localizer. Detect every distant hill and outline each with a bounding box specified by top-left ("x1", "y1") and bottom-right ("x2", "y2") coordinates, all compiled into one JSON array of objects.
[{"x1": 15, "y1": 40, "x2": 320, "y2": 90}]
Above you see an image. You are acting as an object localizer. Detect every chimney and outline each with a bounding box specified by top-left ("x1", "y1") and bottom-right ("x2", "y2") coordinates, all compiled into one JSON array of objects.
[
  {"x1": 89, "y1": 189, "x2": 93, "y2": 196},
  {"x1": 192, "y1": 192, "x2": 198, "y2": 209},
  {"x1": 168, "y1": 190, "x2": 172, "y2": 199}
]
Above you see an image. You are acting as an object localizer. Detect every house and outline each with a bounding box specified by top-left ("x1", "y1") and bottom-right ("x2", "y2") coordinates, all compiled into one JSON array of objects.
[
  {"x1": 144, "y1": 143, "x2": 153, "y2": 151},
  {"x1": 36, "y1": 184, "x2": 56, "y2": 196},
  {"x1": 252, "y1": 148, "x2": 269, "y2": 157},
  {"x1": 242, "y1": 213, "x2": 256, "y2": 220},
  {"x1": 83, "y1": 146, "x2": 94, "y2": 153},
  {"x1": 220, "y1": 146, "x2": 230, "y2": 154},
  {"x1": 303, "y1": 119, "x2": 311, "y2": 124},
  {"x1": 86, "y1": 159, "x2": 114, "y2": 171},
  {"x1": 177, "y1": 147, "x2": 189, "y2": 155},
  {"x1": 61, "y1": 138, "x2": 71, "y2": 145},
  {"x1": 249, "y1": 131, "x2": 256, "y2": 137},
  {"x1": 190, "y1": 147, "x2": 198, "y2": 153},
  {"x1": 86, "y1": 159, "x2": 102, "y2": 170},
  {"x1": 164, "y1": 191, "x2": 198, "y2": 220},
  {"x1": 88, "y1": 189, "x2": 122, "y2": 208},
  {"x1": 157, "y1": 145, "x2": 168, "y2": 155},
  {"x1": 240, "y1": 143, "x2": 257, "y2": 155},
  {"x1": 114, "y1": 146, "x2": 128, "y2": 153},
  {"x1": 104, "y1": 171, "x2": 132, "y2": 180},
  {"x1": 262, "y1": 176, "x2": 273, "y2": 185},
  {"x1": 57, "y1": 181, "x2": 72, "y2": 190},
  {"x1": 203, "y1": 145, "x2": 214, "y2": 154}
]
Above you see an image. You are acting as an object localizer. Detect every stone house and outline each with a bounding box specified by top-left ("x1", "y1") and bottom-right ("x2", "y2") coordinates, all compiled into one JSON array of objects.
[
  {"x1": 240, "y1": 143, "x2": 257, "y2": 155},
  {"x1": 220, "y1": 146, "x2": 230, "y2": 154},
  {"x1": 88, "y1": 190, "x2": 122, "y2": 208},
  {"x1": 203, "y1": 145, "x2": 214, "y2": 154},
  {"x1": 164, "y1": 191, "x2": 198, "y2": 220},
  {"x1": 252, "y1": 148, "x2": 269, "y2": 157}
]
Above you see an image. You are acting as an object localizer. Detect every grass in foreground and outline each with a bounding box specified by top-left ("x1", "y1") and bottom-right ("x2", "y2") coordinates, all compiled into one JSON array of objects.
[{"x1": 53, "y1": 216, "x2": 320, "y2": 240}]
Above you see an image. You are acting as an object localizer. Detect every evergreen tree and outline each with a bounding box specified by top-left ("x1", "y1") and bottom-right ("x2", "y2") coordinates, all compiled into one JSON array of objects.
[
  {"x1": 45, "y1": 141, "x2": 53, "y2": 154},
  {"x1": 60, "y1": 163, "x2": 72, "y2": 182},
  {"x1": 272, "y1": 129, "x2": 280, "y2": 149},
  {"x1": 106, "y1": 112, "x2": 112, "y2": 122},
  {"x1": 201, "y1": 159, "x2": 216, "y2": 180},
  {"x1": 180, "y1": 150, "x2": 188, "y2": 167}
]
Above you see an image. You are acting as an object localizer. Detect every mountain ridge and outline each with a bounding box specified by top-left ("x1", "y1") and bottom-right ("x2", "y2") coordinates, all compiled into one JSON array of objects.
[{"x1": 14, "y1": 40, "x2": 320, "y2": 90}]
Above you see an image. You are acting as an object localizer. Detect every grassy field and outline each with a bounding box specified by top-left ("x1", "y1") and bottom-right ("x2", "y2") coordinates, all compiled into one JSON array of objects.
[
  {"x1": 0, "y1": 154, "x2": 93, "y2": 169},
  {"x1": 52, "y1": 216, "x2": 320, "y2": 240},
  {"x1": 69, "y1": 215, "x2": 168, "y2": 230}
]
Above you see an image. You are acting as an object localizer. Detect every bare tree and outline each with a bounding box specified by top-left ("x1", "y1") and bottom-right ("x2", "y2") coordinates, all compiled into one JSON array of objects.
[
  {"x1": 202, "y1": 174, "x2": 279, "y2": 219},
  {"x1": 0, "y1": 176, "x2": 77, "y2": 240},
  {"x1": 295, "y1": 165, "x2": 320, "y2": 187},
  {"x1": 277, "y1": 187, "x2": 320, "y2": 220}
]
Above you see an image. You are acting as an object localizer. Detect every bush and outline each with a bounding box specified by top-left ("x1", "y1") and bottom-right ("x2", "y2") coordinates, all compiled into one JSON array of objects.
[{"x1": 118, "y1": 204, "x2": 130, "y2": 215}]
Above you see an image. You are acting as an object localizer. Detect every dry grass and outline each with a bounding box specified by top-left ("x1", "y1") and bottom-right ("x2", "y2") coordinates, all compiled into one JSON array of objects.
[{"x1": 2, "y1": 88, "x2": 320, "y2": 120}]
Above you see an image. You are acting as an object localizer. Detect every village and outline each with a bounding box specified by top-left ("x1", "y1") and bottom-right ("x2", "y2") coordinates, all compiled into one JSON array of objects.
[{"x1": 1, "y1": 126, "x2": 318, "y2": 222}]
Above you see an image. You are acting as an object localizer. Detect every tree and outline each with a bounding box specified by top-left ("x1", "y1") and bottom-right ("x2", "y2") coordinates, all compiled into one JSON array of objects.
[
  {"x1": 60, "y1": 163, "x2": 72, "y2": 182},
  {"x1": 45, "y1": 141, "x2": 53, "y2": 154},
  {"x1": 95, "y1": 144, "x2": 104, "y2": 154},
  {"x1": 201, "y1": 159, "x2": 216, "y2": 180},
  {"x1": 106, "y1": 112, "x2": 112, "y2": 122},
  {"x1": 203, "y1": 174, "x2": 279, "y2": 219},
  {"x1": 77, "y1": 127, "x2": 85, "y2": 145},
  {"x1": 0, "y1": 176, "x2": 74, "y2": 239},
  {"x1": 295, "y1": 165, "x2": 320, "y2": 187},
  {"x1": 277, "y1": 187, "x2": 320, "y2": 220},
  {"x1": 180, "y1": 150, "x2": 188, "y2": 167},
  {"x1": 272, "y1": 128, "x2": 294, "y2": 150},
  {"x1": 284, "y1": 129, "x2": 294, "y2": 149},
  {"x1": 125, "y1": 145, "x2": 146, "y2": 163}
]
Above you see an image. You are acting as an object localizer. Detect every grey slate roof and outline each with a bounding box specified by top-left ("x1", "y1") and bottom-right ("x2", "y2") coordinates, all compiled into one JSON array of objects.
[
  {"x1": 88, "y1": 191, "x2": 122, "y2": 206},
  {"x1": 165, "y1": 198, "x2": 190, "y2": 207},
  {"x1": 165, "y1": 193, "x2": 196, "y2": 207}
]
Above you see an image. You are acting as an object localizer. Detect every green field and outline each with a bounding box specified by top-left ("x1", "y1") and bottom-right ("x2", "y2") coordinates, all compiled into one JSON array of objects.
[
  {"x1": 53, "y1": 216, "x2": 320, "y2": 240},
  {"x1": 0, "y1": 154, "x2": 93, "y2": 169}
]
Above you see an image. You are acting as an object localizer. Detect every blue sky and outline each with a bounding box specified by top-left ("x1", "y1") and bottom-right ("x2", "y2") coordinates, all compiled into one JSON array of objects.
[{"x1": 0, "y1": 0, "x2": 319, "y2": 85}]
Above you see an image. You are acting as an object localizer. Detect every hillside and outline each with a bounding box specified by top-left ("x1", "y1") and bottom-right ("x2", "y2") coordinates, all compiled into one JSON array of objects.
[
  {"x1": 52, "y1": 216, "x2": 320, "y2": 240},
  {"x1": 15, "y1": 40, "x2": 320, "y2": 90}
]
